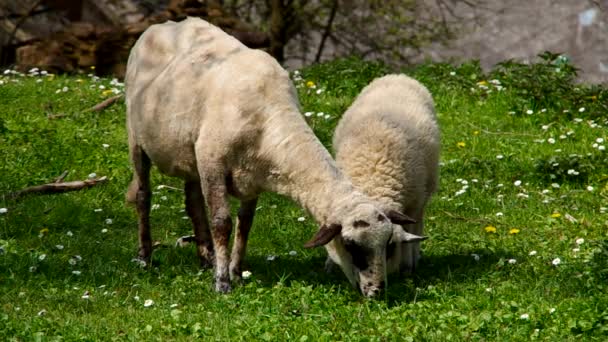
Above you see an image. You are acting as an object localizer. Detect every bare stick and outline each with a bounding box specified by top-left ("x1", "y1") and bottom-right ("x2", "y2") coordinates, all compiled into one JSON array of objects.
[
  {"x1": 54, "y1": 170, "x2": 69, "y2": 183},
  {"x1": 10, "y1": 176, "x2": 108, "y2": 200},
  {"x1": 87, "y1": 95, "x2": 123, "y2": 112}
]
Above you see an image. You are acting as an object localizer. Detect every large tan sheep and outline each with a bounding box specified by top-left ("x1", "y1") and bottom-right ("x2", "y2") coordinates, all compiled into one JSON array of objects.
[{"x1": 124, "y1": 18, "x2": 421, "y2": 296}]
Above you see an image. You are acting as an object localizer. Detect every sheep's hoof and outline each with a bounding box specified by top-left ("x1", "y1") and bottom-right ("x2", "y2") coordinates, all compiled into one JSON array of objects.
[
  {"x1": 229, "y1": 266, "x2": 242, "y2": 284},
  {"x1": 198, "y1": 245, "x2": 215, "y2": 269},
  {"x1": 214, "y1": 278, "x2": 232, "y2": 294},
  {"x1": 200, "y1": 255, "x2": 215, "y2": 269},
  {"x1": 137, "y1": 248, "x2": 152, "y2": 265}
]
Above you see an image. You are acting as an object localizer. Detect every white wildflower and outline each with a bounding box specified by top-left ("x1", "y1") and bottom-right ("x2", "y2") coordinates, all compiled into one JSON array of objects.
[
  {"x1": 575, "y1": 238, "x2": 584, "y2": 245},
  {"x1": 289, "y1": 250, "x2": 298, "y2": 256},
  {"x1": 0, "y1": 208, "x2": 7, "y2": 214},
  {"x1": 529, "y1": 250, "x2": 537, "y2": 256},
  {"x1": 496, "y1": 154, "x2": 504, "y2": 160},
  {"x1": 38, "y1": 254, "x2": 47, "y2": 261},
  {"x1": 547, "y1": 138, "x2": 556, "y2": 144},
  {"x1": 242, "y1": 270, "x2": 252, "y2": 279},
  {"x1": 471, "y1": 253, "x2": 480, "y2": 261},
  {"x1": 508, "y1": 258, "x2": 517, "y2": 264},
  {"x1": 297, "y1": 217, "x2": 305, "y2": 222},
  {"x1": 520, "y1": 313, "x2": 529, "y2": 320},
  {"x1": 552, "y1": 258, "x2": 561, "y2": 266},
  {"x1": 514, "y1": 180, "x2": 522, "y2": 186},
  {"x1": 88, "y1": 173, "x2": 97, "y2": 179},
  {"x1": 526, "y1": 109, "x2": 533, "y2": 115},
  {"x1": 105, "y1": 218, "x2": 113, "y2": 225},
  {"x1": 549, "y1": 308, "x2": 556, "y2": 314},
  {"x1": 496, "y1": 212, "x2": 504, "y2": 217},
  {"x1": 578, "y1": 107, "x2": 585, "y2": 112},
  {"x1": 72, "y1": 270, "x2": 82, "y2": 275},
  {"x1": 144, "y1": 299, "x2": 154, "y2": 307}
]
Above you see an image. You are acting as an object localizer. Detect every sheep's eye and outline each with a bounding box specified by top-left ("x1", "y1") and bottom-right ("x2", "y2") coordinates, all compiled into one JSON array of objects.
[
  {"x1": 377, "y1": 214, "x2": 385, "y2": 222},
  {"x1": 353, "y1": 220, "x2": 370, "y2": 228},
  {"x1": 344, "y1": 239, "x2": 370, "y2": 270}
]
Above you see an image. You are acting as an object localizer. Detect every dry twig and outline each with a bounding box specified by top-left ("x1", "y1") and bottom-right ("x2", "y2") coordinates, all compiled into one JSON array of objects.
[
  {"x1": 10, "y1": 176, "x2": 108, "y2": 200},
  {"x1": 87, "y1": 95, "x2": 123, "y2": 112}
]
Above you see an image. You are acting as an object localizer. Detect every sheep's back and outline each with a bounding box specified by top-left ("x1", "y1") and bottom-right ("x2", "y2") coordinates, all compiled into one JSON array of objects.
[{"x1": 333, "y1": 74, "x2": 440, "y2": 211}]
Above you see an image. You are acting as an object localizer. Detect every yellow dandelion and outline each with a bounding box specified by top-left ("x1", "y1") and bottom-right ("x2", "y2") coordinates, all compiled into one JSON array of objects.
[
  {"x1": 39, "y1": 228, "x2": 49, "y2": 235},
  {"x1": 484, "y1": 226, "x2": 497, "y2": 233},
  {"x1": 473, "y1": 130, "x2": 480, "y2": 135},
  {"x1": 457, "y1": 141, "x2": 466, "y2": 148},
  {"x1": 306, "y1": 81, "x2": 315, "y2": 88},
  {"x1": 90, "y1": 65, "x2": 96, "y2": 70},
  {"x1": 102, "y1": 89, "x2": 114, "y2": 96},
  {"x1": 509, "y1": 228, "x2": 520, "y2": 235},
  {"x1": 75, "y1": 79, "x2": 83, "y2": 83},
  {"x1": 551, "y1": 213, "x2": 561, "y2": 218},
  {"x1": 477, "y1": 80, "x2": 488, "y2": 86}
]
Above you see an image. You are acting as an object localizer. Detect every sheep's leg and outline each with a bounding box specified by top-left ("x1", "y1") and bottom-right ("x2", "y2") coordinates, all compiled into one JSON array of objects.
[
  {"x1": 129, "y1": 146, "x2": 152, "y2": 264},
  {"x1": 324, "y1": 257, "x2": 337, "y2": 273},
  {"x1": 185, "y1": 181, "x2": 215, "y2": 268},
  {"x1": 198, "y1": 166, "x2": 233, "y2": 293},
  {"x1": 401, "y1": 217, "x2": 424, "y2": 274},
  {"x1": 229, "y1": 198, "x2": 258, "y2": 283}
]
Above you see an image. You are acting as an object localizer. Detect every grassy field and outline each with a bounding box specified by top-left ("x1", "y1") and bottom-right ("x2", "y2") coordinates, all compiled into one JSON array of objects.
[{"x1": 1, "y1": 55, "x2": 607, "y2": 340}]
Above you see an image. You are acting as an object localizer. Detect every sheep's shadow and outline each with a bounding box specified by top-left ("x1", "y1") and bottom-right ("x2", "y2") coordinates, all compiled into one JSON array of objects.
[
  {"x1": 384, "y1": 250, "x2": 515, "y2": 306},
  {"x1": 224, "y1": 248, "x2": 513, "y2": 299}
]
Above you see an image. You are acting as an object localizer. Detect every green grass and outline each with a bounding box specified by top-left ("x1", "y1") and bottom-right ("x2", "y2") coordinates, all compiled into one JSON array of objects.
[{"x1": 1, "y1": 57, "x2": 607, "y2": 340}]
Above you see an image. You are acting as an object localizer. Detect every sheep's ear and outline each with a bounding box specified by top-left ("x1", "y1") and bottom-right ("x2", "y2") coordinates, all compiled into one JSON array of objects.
[
  {"x1": 390, "y1": 226, "x2": 427, "y2": 244},
  {"x1": 386, "y1": 210, "x2": 416, "y2": 224},
  {"x1": 304, "y1": 224, "x2": 342, "y2": 248}
]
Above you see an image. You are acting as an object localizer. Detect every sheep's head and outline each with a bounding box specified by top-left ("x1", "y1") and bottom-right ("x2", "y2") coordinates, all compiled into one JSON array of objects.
[{"x1": 304, "y1": 203, "x2": 424, "y2": 297}]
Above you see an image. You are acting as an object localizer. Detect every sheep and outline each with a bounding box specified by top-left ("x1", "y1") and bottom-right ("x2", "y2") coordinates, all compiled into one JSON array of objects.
[
  {"x1": 330, "y1": 74, "x2": 440, "y2": 275},
  {"x1": 124, "y1": 18, "x2": 422, "y2": 296}
]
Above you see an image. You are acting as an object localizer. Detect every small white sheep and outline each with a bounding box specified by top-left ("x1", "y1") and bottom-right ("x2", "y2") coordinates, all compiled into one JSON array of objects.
[
  {"x1": 125, "y1": 18, "x2": 419, "y2": 296},
  {"x1": 331, "y1": 74, "x2": 440, "y2": 274}
]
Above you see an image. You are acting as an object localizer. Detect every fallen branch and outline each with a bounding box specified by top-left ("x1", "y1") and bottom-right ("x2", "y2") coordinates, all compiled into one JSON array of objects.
[
  {"x1": 54, "y1": 170, "x2": 69, "y2": 183},
  {"x1": 87, "y1": 95, "x2": 123, "y2": 112},
  {"x1": 10, "y1": 176, "x2": 108, "y2": 200}
]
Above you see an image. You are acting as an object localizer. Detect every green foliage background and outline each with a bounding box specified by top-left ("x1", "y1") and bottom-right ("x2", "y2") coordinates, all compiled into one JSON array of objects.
[{"x1": 0, "y1": 55, "x2": 607, "y2": 340}]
